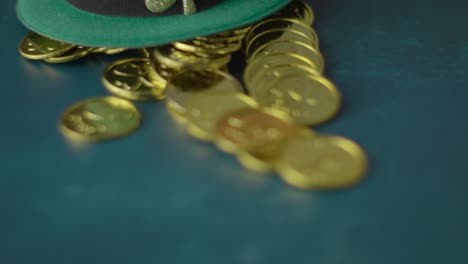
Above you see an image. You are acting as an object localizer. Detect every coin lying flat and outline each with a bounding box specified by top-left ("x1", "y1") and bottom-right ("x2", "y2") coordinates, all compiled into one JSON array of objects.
[
  {"x1": 60, "y1": 97, "x2": 141, "y2": 142},
  {"x1": 102, "y1": 58, "x2": 166, "y2": 101},
  {"x1": 277, "y1": 134, "x2": 368, "y2": 189},
  {"x1": 185, "y1": 91, "x2": 257, "y2": 141},
  {"x1": 19, "y1": 32, "x2": 75, "y2": 60},
  {"x1": 43, "y1": 46, "x2": 92, "y2": 63},
  {"x1": 165, "y1": 69, "x2": 244, "y2": 116},
  {"x1": 250, "y1": 74, "x2": 341, "y2": 126}
]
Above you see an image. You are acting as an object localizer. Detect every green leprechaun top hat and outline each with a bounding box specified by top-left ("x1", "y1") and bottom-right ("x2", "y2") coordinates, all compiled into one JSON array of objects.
[{"x1": 17, "y1": 0, "x2": 291, "y2": 48}]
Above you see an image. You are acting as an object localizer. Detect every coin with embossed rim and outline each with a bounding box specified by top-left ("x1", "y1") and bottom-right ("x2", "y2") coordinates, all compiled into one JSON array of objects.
[
  {"x1": 60, "y1": 97, "x2": 141, "y2": 142},
  {"x1": 19, "y1": 32, "x2": 75, "y2": 60},
  {"x1": 278, "y1": 134, "x2": 368, "y2": 189}
]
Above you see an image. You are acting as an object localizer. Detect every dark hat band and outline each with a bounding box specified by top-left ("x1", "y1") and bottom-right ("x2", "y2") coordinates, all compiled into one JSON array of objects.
[{"x1": 67, "y1": 0, "x2": 223, "y2": 17}]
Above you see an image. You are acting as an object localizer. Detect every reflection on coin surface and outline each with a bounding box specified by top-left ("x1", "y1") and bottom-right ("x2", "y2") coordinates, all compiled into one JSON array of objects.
[
  {"x1": 278, "y1": 134, "x2": 368, "y2": 189},
  {"x1": 60, "y1": 97, "x2": 141, "y2": 142}
]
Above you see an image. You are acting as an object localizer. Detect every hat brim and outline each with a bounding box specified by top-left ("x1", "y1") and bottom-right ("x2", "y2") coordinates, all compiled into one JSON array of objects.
[{"x1": 17, "y1": 0, "x2": 290, "y2": 48}]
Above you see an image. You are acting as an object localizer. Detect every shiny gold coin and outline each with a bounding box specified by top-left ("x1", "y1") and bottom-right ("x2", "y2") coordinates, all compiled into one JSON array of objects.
[
  {"x1": 246, "y1": 28, "x2": 318, "y2": 58},
  {"x1": 245, "y1": 63, "x2": 320, "y2": 92},
  {"x1": 250, "y1": 74, "x2": 341, "y2": 126},
  {"x1": 102, "y1": 58, "x2": 166, "y2": 101},
  {"x1": 151, "y1": 45, "x2": 231, "y2": 71},
  {"x1": 185, "y1": 91, "x2": 257, "y2": 141},
  {"x1": 214, "y1": 108, "x2": 296, "y2": 159},
  {"x1": 250, "y1": 40, "x2": 324, "y2": 73},
  {"x1": 246, "y1": 18, "x2": 318, "y2": 45},
  {"x1": 19, "y1": 32, "x2": 75, "y2": 60},
  {"x1": 244, "y1": 52, "x2": 317, "y2": 88},
  {"x1": 60, "y1": 96, "x2": 141, "y2": 142},
  {"x1": 270, "y1": 0, "x2": 315, "y2": 25},
  {"x1": 173, "y1": 39, "x2": 243, "y2": 55},
  {"x1": 165, "y1": 69, "x2": 244, "y2": 116},
  {"x1": 277, "y1": 134, "x2": 368, "y2": 189},
  {"x1": 43, "y1": 46, "x2": 92, "y2": 63}
]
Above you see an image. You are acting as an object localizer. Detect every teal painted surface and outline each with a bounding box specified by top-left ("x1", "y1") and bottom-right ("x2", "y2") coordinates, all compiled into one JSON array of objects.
[{"x1": 2, "y1": 0, "x2": 468, "y2": 263}]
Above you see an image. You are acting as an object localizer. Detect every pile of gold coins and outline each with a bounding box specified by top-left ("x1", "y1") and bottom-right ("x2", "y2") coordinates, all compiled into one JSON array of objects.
[{"x1": 18, "y1": 0, "x2": 368, "y2": 190}]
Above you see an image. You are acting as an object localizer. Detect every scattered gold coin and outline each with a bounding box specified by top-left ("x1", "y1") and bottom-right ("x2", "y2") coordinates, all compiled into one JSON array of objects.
[
  {"x1": 277, "y1": 133, "x2": 368, "y2": 189},
  {"x1": 60, "y1": 97, "x2": 141, "y2": 142}
]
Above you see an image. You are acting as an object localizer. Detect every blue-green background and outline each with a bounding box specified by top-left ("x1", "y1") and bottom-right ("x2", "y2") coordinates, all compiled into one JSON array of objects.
[{"x1": 2, "y1": 0, "x2": 467, "y2": 263}]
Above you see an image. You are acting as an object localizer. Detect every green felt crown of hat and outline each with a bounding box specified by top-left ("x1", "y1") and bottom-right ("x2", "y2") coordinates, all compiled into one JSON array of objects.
[{"x1": 17, "y1": 0, "x2": 291, "y2": 48}]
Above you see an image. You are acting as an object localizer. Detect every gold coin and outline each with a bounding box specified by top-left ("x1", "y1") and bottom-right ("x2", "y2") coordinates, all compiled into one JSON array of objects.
[
  {"x1": 165, "y1": 69, "x2": 244, "y2": 116},
  {"x1": 246, "y1": 28, "x2": 318, "y2": 58},
  {"x1": 19, "y1": 32, "x2": 75, "y2": 60},
  {"x1": 103, "y1": 48, "x2": 127, "y2": 55},
  {"x1": 244, "y1": 52, "x2": 317, "y2": 88},
  {"x1": 237, "y1": 128, "x2": 313, "y2": 173},
  {"x1": 277, "y1": 134, "x2": 368, "y2": 189},
  {"x1": 246, "y1": 18, "x2": 318, "y2": 44},
  {"x1": 92, "y1": 47, "x2": 108, "y2": 53},
  {"x1": 245, "y1": 63, "x2": 319, "y2": 92},
  {"x1": 43, "y1": 46, "x2": 92, "y2": 63},
  {"x1": 250, "y1": 74, "x2": 341, "y2": 126},
  {"x1": 185, "y1": 91, "x2": 257, "y2": 141},
  {"x1": 59, "y1": 96, "x2": 141, "y2": 142},
  {"x1": 173, "y1": 39, "x2": 243, "y2": 55},
  {"x1": 151, "y1": 45, "x2": 231, "y2": 71},
  {"x1": 214, "y1": 108, "x2": 296, "y2": 158},
  {"x1": 102, "y1": 58, "x2": 166, "y2": 101},
  {"x1": 270, "y1": 0, "x2": 315, "y2": 25},
  {"x1": 250, "y1": 40, "x2": 324, "y2": 73}
]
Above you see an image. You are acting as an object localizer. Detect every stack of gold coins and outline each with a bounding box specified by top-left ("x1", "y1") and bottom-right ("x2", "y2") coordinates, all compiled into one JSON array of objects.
[
  {"x1": 19, "y1": 32, "x2": 127, "y2": 64},
  {"x1": 243, "y1": 0, "x2": 341, "y2": 127}
]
